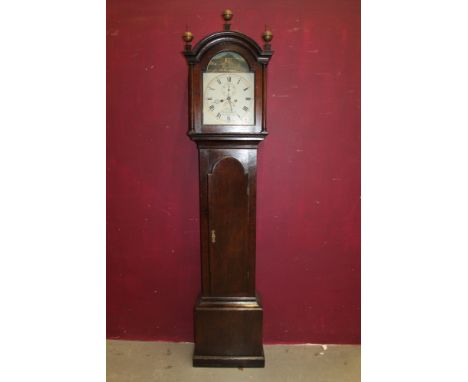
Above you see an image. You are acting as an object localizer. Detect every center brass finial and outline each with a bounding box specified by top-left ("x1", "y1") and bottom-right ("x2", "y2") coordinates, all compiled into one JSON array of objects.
[{"x1": 222, "y1": 9, "x2": 233, "y2": 22}]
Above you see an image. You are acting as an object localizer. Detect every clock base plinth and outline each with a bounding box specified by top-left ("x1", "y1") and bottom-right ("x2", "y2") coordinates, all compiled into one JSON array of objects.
[{"x1": 193, "y1": 295, "x2": 264, "y2": 368}]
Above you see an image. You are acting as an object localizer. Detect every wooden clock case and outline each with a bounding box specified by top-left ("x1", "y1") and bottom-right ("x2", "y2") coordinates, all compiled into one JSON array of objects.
[{"x1": 182, "y1": 12, "x2": 273, "y2": 368}]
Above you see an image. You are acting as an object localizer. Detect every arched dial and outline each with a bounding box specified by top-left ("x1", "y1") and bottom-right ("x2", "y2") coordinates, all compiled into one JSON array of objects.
[{"x1": 203, "y1": 72, "x2": 255, "y2": 125}]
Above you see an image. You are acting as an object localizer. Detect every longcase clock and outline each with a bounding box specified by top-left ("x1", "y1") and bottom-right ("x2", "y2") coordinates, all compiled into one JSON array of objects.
[{"x1": 182, "y1": 9, "x2": 273, "y2": 368}]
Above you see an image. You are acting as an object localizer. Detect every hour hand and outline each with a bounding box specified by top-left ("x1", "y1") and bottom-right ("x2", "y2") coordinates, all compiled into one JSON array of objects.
[{"x1": 211, "y1": 98, "x2": 224, "y2": 104}]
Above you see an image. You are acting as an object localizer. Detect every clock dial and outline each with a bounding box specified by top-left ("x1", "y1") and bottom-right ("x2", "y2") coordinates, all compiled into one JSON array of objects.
[{"x1": 203, "y1": 72, "x2": 254, "y2": 125}]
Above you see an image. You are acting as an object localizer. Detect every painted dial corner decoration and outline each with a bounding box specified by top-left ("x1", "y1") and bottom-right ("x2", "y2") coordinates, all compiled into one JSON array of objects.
[{"x1": 203, "y1": 52, "x2": 254, "y2": 126}]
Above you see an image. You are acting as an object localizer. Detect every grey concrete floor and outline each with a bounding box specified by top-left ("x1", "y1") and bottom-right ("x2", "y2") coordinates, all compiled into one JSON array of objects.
[{"x1": 107, "y1": 340, "x2": 360, "y2": 382}]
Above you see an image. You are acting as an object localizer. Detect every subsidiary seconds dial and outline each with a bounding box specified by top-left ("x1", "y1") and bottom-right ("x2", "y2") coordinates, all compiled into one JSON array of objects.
[{"x1": 203, "y1": 73, "x2": 255, "y2": 125}]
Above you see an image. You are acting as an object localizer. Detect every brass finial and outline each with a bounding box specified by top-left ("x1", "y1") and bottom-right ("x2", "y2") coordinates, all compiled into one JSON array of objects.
[
  {"x1": 182, "y1": 30, "x2": 193, "y2": 51},
  {"x1": 223, "y1": 9, "x2": 233, "y2": 21},
  {"x1": 182, "y1": 31, "x2": 193, "y2": 43},
  {"x1": 222, "y1": 9, "x2": 233, "y2": 30},
  {"x1": 262, "y1": 27, "x2": 273, "y2": 50}
]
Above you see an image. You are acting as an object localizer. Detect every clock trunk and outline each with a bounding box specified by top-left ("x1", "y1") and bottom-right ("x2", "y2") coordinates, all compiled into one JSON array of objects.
[{"x1": 194, "y1": 146, "x2": 263, "y2": 367}]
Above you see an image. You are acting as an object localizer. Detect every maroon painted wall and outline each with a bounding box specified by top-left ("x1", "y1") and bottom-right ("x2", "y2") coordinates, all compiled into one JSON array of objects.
[{"x1": 107, "y1": 0, "x2": 360, "y2": 344}]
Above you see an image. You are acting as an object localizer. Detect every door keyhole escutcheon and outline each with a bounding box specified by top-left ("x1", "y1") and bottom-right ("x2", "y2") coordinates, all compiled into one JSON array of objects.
[{"x1": 211, "y1": 229, "x2": 216, "y2": 243}]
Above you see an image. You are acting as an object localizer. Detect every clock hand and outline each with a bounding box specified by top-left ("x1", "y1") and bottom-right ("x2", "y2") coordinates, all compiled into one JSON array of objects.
[{"x1": 226, "y1": 84, "x2": 233, "y2": 111}]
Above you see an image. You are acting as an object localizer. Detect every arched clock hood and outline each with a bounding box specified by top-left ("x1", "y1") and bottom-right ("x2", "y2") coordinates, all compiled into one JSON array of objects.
[{"x1": 184, "y1": 31, "x2": 273, "y2": 65}]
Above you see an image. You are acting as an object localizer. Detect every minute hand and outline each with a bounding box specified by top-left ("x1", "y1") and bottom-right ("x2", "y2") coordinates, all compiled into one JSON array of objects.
[{"x1": 227, "y1": 85, "x2": 233, "y2": 112}]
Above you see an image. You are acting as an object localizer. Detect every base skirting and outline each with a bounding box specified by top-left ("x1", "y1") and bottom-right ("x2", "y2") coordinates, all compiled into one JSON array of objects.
[{"x1": 193, "y1": 352, "x2": 265, "y2": 368}]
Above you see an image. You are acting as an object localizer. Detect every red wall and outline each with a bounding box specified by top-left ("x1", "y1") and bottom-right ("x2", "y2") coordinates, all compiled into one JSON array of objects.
[{"x1": 107, "y1": 0, "x2": 360, "y2": 344}]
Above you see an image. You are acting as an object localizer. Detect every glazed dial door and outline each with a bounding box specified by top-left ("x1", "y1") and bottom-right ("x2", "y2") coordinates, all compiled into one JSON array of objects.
[
  {"x1": 202, "y1": 51, "x2": 254, "y2": 126},
  {"x1": 203, "y1": 72, "x2": 254, "y2": 125}
]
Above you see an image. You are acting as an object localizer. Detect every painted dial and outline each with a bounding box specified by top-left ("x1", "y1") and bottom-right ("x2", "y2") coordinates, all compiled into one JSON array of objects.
[{"x1": 203, "y1": 73, "x2": 254, "y2": 125}]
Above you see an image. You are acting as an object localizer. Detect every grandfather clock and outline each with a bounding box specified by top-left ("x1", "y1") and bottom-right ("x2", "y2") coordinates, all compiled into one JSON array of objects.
[{"x1": 182, "y1": 9, "x2": 273, "y2": 368}]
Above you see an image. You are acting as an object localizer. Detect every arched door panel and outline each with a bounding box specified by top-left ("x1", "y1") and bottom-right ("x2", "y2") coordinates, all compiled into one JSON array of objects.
[{"x1": 207, "y1": 157, "x2": 249, "y2": 296}]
